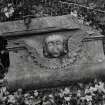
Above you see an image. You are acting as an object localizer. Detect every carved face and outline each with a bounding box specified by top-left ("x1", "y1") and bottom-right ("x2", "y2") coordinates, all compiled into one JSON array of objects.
[{"x1": 44, "y1": 35, "x2": 68, "y2": 58}]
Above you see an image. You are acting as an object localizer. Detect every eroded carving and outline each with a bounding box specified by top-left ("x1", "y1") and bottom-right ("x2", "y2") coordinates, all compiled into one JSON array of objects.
[
  {"x1": 43, "y1": 34, "x2": 68, "y2": 58},
  {"x1": 22, "y1": 33, "x2": 87, "y2": 70}
]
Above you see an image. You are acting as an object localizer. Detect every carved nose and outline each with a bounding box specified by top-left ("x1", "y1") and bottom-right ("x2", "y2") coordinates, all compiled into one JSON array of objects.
[{"x1": 53, "y1": 47, "x2": 59, "y2": 53}]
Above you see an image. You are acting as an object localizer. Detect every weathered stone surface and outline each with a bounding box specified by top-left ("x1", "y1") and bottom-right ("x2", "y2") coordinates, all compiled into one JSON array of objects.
[
  {"x1": 0, "y1": 15, "x2": 79, "y2": 36},
  {"x1": 2, "y1": 15, "x2": 105, "y2": 91}
]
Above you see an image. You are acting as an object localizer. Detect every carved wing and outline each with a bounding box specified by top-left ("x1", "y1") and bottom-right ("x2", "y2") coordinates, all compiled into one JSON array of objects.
[{"x1": 21, "y1": 31, "x2": 89, "y2": 70}]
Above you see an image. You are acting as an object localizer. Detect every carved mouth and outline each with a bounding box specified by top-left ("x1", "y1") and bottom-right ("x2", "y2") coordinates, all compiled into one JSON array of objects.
[{"x1": 51, "y1": 53, "x2": 60, "y2": 58}]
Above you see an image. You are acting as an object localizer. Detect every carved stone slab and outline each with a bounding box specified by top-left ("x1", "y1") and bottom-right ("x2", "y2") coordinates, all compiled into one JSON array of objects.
[{"x1": 4, "y1": 15, "x2": 105, "y2": 91}]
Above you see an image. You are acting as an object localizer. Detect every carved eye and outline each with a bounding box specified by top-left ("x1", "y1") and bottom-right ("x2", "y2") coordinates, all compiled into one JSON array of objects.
[
  {"x1": 56, "y1": 41, "x2": 62, "y2": 45},
  {"x1": 47, "y1": 42, "x2": 53, "y2": 47}
]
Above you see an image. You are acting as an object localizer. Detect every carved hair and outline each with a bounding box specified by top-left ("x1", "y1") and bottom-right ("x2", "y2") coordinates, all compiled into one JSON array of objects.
[{"x1": 43, "y1": 34, "x2": 68, "y2": 58}]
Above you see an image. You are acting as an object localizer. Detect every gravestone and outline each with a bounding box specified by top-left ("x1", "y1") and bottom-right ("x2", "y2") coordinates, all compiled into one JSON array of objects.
[{"x1": 0, "y1": 15, "x2": 104, "y2": 91}]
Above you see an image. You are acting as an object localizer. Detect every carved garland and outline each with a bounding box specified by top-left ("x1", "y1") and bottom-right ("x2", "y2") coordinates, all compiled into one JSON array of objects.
[{"x1": 25, "y1": 38, "x2": 85, "y2": 70}]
